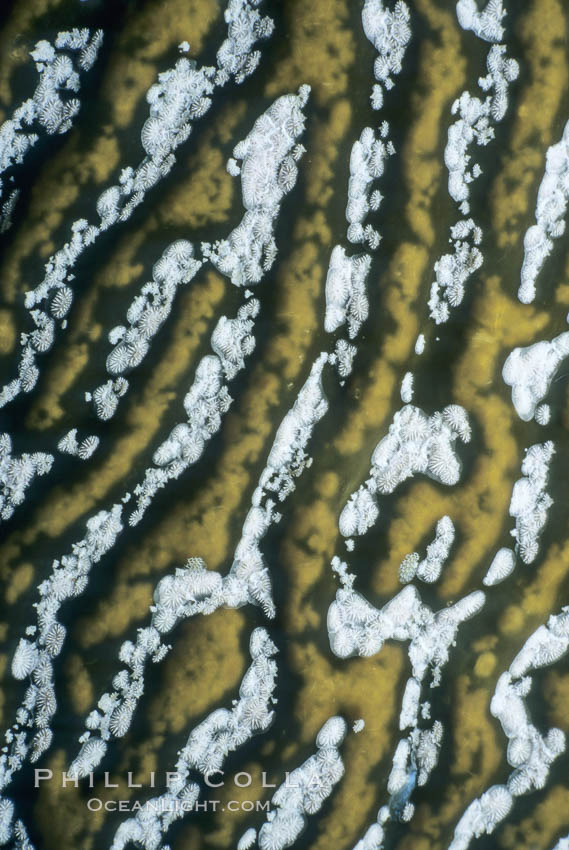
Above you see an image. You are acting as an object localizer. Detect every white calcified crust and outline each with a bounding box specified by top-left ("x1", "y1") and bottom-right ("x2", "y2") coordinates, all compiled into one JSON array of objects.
[
  {"x1": 226, "y1": 352, "x2": 329, "y2": 612},
  {"x1": 87, "y1": 377, "x2": 128, "y2": 421},
  {"x1": 448, "y1": 608, "x2": 569, "y2": 850},
  {"x1": 399, "y1": 678, "x2": 421, "y2": 729},
  {"x1": 361, "y1": 0, "x2": 411, "y2": 110},
  {"x1": 129, "y1": 333, "x2": 325, "y2": 527},
  {"x1": 428, "y1": 219, "x2": 482, "y2": 323},
  {"x1": 444, "y1": 46, "x2": 518, "y2": 210},
  {"x1": 407, "y1": 516, "x2": 454, "y2": 584},
  {"x1": 109, "y1": 629, "x2": 277, "y2": 850},
  {"x1": 68, "y1": 557, "x2": 221, "y2": 775},
  {"x1": 0, "y1": 29, "x2": 103, "y2": 231},
  {"x1": 127, "y1": 353, "x2": 230, "y2": 524},
  {"x1": 519, "y1": 120, "x2": 569, "y2": 303},
  {"x1": 482, "y1": 547, "x2": 516, "y2": 585},
  {"x1": 0, "y1": 504, "x2": 123, "y2": 808},
  {"x1": 429, "y1": 42, "x2": 518, "y2": 323},
  {"x1": 202, "y1": 86, "x2": 310, "y2": 286},
  {"x1": 346, "y1": 123, "x2": 393, "y2": 248},
  {"x1": 332, "y1": 339, "x2": 357, "y2": 379},
  {"x1": 503, "y1": 331, "x2": 569, "y2": 421},
  {"x1": 0, "y1": 188, "x2": 19, "y2": 235},
  {"x1": 258, "y1": 353, "x2": 328, "y2": 502},
  {"x1": 509, "y1": 441, "x2": 554, "y2": 564},
  {"x1": 212, "y1": 300, "x2": 259, "y2": 379},
  {"x1": 57, "y1": 428, "x2": 99, "y2": 460},
  {"x1": 324, "y1": 246, "x2": 371, "y2": 339},
  {"x1": 448, "y1": 785, "x2": 514, "y2": 850},
  {"x1": 0, "y1": 0, "x2": 274, "y2": 411},
  {"x1": 400, "y1": 371, "x2": 414, "y2": 403},
  {"x1": 129, "y1": 89, "x2": 309, "y2": 525},
  {"x1": 324, "y1": 0, "x2": 411, "y2": 357},
  {"x1": 329, "y1": 560, "x2": 484, "y2": 846},
  {"x1": 353, "y1": 814, "x2": 389, "y2": 850},
  {"x1": 0, "y1": 49, "x2": 298, "y2": 824},
  {"x1": 89, "y1": 240, "x2": 202, "y2": 418},
  {"x1": 68, "y1": 355, "x2": 330, "y2": 774},
  {"x1": 0, "y1": 433, "x2": 53, "y2": 522},
  {"x1": 399, "y1": 515, "x2": 455, "y2": 584},
  {"x1": 246, "y1": 717, "x2": 347, "y2": 850},
  {"x1": 328, "y1": 563, "x2": 483, "y2": 669},
  {"x1": 238, "y1": 828, "x2": 258, "y2": 850},
  {"x1": 215, "y1": 0, "x2": 275, "y2": 86},
  {"x1": 536, "y1": 403, "x2": 551, "y2": 425},
  {"x1": 416, "y1": 515, "x2": 455, "y2": 582},
  {"x1": 339, "y1": 405, "x2": 471, "y2": 538},
  {"x1": 456, "y1": 0, "x2": 505, "y2": 43}
]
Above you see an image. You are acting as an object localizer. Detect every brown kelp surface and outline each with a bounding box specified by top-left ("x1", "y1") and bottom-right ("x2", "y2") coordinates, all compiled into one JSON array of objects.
[{"x1": 1, "y1": 1, "x2": 569, "y2": 849}]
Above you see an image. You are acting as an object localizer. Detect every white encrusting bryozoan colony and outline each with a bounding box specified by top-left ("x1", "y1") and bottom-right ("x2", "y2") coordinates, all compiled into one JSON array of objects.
[
  {"x1": 482, "y1": 440, "x2": 554, "y2": 586},
  {"x1": 324, "y1": 0, "x2": 411, "y2": 345},
  {"x1": 128, "y1": 85, "x2": 310, "y2": 525},
  {"x1": 509, "y1": 441, "x2": 554, "y2": 565},
  {"x1": 448, "y1": 607, "x2": 569, "y2": 850},
  {"x1": 482, "y1": 547, "x2": 516, "y2": 586},
  {"x1": 338, "y1": 404, "x2": 471, "y2": 538},
  {"x1": 238, "y1": 716, "x2": 348, "y2": 850},
  {"x1": 87, "y1": 240, "x2": 202, "y2": 420},
  {"x1": 69, "y1": 352, "x2": 330, "y2": 776},
  {"x1": 0, "y1": 502, "x2": 124, "y2": 842},
  {"x1": 2, "y1": 0, "x2": 566, "y2": 846},
  {"x1": 398, "y1": 515, "x2": 455, "y2": 584},
  {"x1": 109, "y1": 628, "x2": 278, "y2": 850},
  {"x1": 327, "y1": 555, "x2": 485, "y2": 846},
  {"x1": 57, "y1": 429, "x2": 99, "y2": 460},
  {"x1": 0, "y1": 0, "x2": 274, "y2": 412},
  {"x1": 0, "y1": 433, "x2": 53, "y2": 522},
  {"x1": 518, "y1": 119, "x2": 569, "y2": 304},
  {"x1": 428, "y1": 1, "x2": 518, "y2": 324},
  {"x1": 0, "y1": 29, "x2": 103, "y2": 233},
  {"x1": 503, "y1": 330, "x2": 569, "y2": 422}
]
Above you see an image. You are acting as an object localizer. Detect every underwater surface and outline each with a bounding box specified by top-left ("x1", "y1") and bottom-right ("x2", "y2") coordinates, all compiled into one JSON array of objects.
[{"x1": 1, "y1": 0, "x2": 569, "y2": 848}]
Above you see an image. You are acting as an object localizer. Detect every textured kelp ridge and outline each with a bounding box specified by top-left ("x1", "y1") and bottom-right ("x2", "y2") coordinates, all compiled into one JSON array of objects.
[{"x1": 1, "y1": 0, "x2": 569, "y2": 849}]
